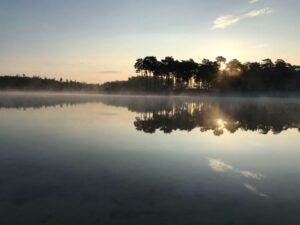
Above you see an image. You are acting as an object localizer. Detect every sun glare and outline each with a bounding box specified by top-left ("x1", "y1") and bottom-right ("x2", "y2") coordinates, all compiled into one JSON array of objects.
[
  {"x1": 217, "y1": 119, "x2": 226, "y2": 129},
  {"x1": 220, "y1": 62, "x2": 227, "y2": 71}
]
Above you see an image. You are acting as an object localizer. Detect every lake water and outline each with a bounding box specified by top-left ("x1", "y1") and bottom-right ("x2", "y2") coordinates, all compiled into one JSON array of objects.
[{"x1": 1, "y1": 92, "x2": 300, "y2": 225}]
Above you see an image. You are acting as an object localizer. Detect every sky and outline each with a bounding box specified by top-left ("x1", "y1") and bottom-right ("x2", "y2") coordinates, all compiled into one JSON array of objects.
[{"x1": 0, "y1": 0, "x2": 299, "y2": 83}]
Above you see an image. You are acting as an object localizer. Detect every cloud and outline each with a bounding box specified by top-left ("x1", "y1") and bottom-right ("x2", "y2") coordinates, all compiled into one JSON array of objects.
[
  {"x1": 249, "y1": 0, "x2": 259, "y2": 4},
  {"x1": 240, "y1": 171, "x2": 265, "y2": 180},
  {"x1": 212, "y1": 7, "x2": 273, "y2": 29},
  {"x1": 212, "y1": 15, "x2": 240, "y2": 29},
  {"x1": 246, "y1": 8, "x2": 273, "y2": 17},
  {"x1": 208, "y1": 158, "x2": 269, "y2": 198},
  {"x1": 209, "y1": 158, "x2": 233, "y2": 172},
  {"x1": 208, "y1": 158, "x2": 264, "y2": 180},
  {"x1": 244, "y1": 183, "x2": 269, "y2": 198}
]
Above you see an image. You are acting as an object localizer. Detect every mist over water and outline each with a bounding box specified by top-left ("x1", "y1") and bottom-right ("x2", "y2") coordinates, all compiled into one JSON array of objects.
[{"x1": 1, "y1": 92, "x2": 300, "y2": 225}]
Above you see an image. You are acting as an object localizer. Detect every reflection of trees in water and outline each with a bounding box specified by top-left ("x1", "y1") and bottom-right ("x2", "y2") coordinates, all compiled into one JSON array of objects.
[
  {"x1": 134, "y1": 102, "x2": 300, "y2": 135},
  {"x1": 0, "y1": 94, "x2": 102, "y2": 110},
  {"x1": 1, "y1": 94, "x2": 300, "y2": 135}
]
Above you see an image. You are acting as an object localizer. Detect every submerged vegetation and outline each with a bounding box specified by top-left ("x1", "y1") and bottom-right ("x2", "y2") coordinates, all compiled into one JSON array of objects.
[{"x1": 102, "y1": 56, "x2": 300, "y2": 93}]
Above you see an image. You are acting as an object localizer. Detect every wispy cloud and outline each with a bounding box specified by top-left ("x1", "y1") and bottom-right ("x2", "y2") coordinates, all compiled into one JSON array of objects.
[
  {"x1": 244, "y1": 183, "x2": 269, "y2": 198},
  {"x1": 208, "y1": 158, "x2": 264, "y2": 180},
  {"x1": 209, "y1": 158, "x2": 233, "y2": 172},
  {"x1": 246, "y1": 8, "x2": 273, "y2": 17},
  {"x1": 208, "y1": 158, "x2": 268, "y2": 198},
  {"x1": 249, "y1": 0, "x2": 259, "y2": 4},
  {"x1": 212, "y1": 7, "x2": 273, "y2": 29},
  {"x1": 212, "y1": 15, "x2": 240, "y2": 29},
  {"x1": 240, "y1": 171, "x2": 265, "y2": 180}
]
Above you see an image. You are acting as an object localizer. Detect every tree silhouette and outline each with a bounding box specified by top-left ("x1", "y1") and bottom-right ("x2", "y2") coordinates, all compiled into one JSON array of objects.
[
  {"x1": 125, "y1": 56, "x2": 300, "y2": 93},
  {"x1": 0, "y1": 75, "x2": 101, "y2": 92},
  {"x1": 1, "y1": 55, "x2": 300, "y2": 93}
]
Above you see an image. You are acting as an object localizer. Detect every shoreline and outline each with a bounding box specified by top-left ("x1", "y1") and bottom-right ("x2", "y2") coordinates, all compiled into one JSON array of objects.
[{"x1": 1, "y1": 90, "x2": 300, "y2": 99}]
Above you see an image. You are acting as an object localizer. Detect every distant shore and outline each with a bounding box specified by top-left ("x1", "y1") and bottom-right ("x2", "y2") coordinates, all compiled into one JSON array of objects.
[{"x1": 1, "y1": 73, "x2": 300, "y2": 98}]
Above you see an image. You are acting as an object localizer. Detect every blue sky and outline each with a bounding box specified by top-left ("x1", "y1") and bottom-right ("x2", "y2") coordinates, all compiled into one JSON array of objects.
[{"x1": 0, "y1": 0, "x2": 299, "y2": 83}]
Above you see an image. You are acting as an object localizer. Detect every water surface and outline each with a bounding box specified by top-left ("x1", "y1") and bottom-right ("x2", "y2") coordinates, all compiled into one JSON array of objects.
[{"x1": 0, "y1": 93, "x2": 300, "y2": 225}]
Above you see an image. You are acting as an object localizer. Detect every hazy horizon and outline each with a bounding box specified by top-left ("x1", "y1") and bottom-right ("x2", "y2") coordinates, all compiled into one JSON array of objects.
[{"x1": 1, "y1": 0, "x2": 300, "y2": 84}]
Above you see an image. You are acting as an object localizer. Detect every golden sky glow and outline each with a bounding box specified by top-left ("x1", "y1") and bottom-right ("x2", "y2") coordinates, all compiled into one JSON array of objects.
[{"x1": 0, "y1": 0, "x2": 299, "y2": 83}]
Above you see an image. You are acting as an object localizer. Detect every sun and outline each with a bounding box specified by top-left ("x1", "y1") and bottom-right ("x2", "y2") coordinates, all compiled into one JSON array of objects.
[
  {"x1": 217, "y1": 119, "x2": 223, "y2": 125},
  {"x1": 220, "y1": 62, "x2": 227, "y2": 71}
]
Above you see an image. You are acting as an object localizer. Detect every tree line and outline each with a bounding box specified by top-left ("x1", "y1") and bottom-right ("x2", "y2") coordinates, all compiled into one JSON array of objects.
[
  {"x1": 2, "y1": 56, "x2": 300, "y2": 94},
  {"x1": 102, "y1": 56, "x2": 300, "y2": 93},
  {"x1": 0, "y1": 75, "x2": 101, "y2": 92}
]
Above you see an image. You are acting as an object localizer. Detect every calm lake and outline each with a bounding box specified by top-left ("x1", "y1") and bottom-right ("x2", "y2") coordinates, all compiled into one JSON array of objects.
[{"x1": 1, "y1": 92, "x2": 300, "y2": 225}]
